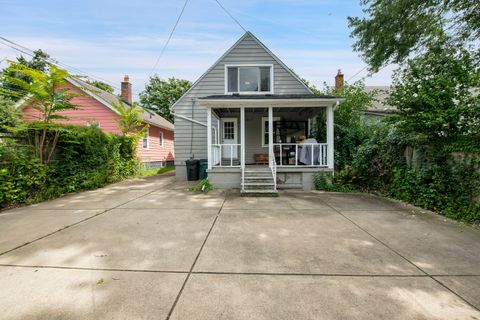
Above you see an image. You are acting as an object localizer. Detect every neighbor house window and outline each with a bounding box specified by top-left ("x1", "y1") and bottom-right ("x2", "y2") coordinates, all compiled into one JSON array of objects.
[
  {"x1": 142, "y1": 129, "x2": 149, "y2": 149},
  {"x1": 159, "y1": 131, "x2": 164, "y2": 147},
  {"x1": 87, "y1": 121, "x2": 100, "y2": 128},
  {"x1": 261, "y1": 117, "x2": 280, "y2": 147},
  {"x1": 226, "y1": 65, "x2": 272, "y2": 93}
]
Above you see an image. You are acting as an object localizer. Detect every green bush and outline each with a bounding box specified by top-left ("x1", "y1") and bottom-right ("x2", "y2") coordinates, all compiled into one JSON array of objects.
[
  {"x1": 389, "y1": 163, "x2": 480, "y2": 223},
  {"x1": 334, "y1": 124, "x2": 480, "y2": 223},
  {"x1": 313, "y1": 172, "x2": 352, "y2": 192},
  {"x1": 0, "y1": 144, "x2": 46, "y2": 204},
  {"x1": 190, "y1": 178, "x2": 214, "y2": 193},
  {"x1": 0, "y1": 124, "x2": 138, "y2": 208}
]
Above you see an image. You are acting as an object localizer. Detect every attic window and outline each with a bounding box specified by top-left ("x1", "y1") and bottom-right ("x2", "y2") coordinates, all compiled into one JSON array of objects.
[{"x1": 226, "y1": 65, "x2": 272, "y2": 94}]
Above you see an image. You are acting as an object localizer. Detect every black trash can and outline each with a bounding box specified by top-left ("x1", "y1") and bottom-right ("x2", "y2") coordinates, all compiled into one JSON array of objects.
[
  {"x1": 199, "y1": 159, "x2": 208, "y2": 180},
  {"x1": 186, "y1": 159, "x2": 200, "y2": 181}
]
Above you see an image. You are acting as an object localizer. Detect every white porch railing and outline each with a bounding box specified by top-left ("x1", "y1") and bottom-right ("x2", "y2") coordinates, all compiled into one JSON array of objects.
[
  {"x1": 212, "y1": 144, "x2": 241, "y2": 167},
  {"x1": 273, "y1": 143, "x2": 328, "y2": 167},
  {"x1": 269, "y1": 147, "x2": 277, "y2": 191}
]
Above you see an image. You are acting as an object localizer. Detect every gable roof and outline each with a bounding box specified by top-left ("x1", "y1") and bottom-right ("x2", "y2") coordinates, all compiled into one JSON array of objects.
[
  {"x1": 170, "y1": 31, "x2": 313, "y2": 111},
  {"x1": 364, "y1": 86, "x2": 396, "y2": 115},
  {"x1": 67, "y1": 78, "x2": 174, "y2": 131}
]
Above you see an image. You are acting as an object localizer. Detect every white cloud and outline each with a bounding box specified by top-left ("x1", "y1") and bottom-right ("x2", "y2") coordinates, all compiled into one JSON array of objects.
[{"x1": 2, "y1": 33, "x2": 394, "y2": 100}]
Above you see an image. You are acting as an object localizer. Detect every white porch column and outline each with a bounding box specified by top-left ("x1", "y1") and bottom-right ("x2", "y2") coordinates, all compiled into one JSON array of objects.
[
  {"x1": 240, "y1": 107, "x2": 245, "y2": 168},
  {"x1": 326, "y1": 104, "x2": 334, "y2": 170},
  {"x1": 268, "y1": 106, "x2": 273, "y2": 168},
  {"x1": 207, "y1": 107, "x2": 212, "y2": 170}
]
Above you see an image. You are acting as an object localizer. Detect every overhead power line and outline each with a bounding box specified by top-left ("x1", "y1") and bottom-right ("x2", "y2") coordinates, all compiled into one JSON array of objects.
[
  {"x1": 149, "y1": 0, "x2": 189, "y2": 77},
  {"x1": 214, "y1": 0, "x2": 247, "y2": 32},
  {"x1": 346, "y1": 66, "x2": 368, "y2": 82},
  {"x1": 349, "y1": 63, "x2": 391, "y2": 84},
  {"x1": 0, "y1": 36, "x2": 122, "y2": 91}
]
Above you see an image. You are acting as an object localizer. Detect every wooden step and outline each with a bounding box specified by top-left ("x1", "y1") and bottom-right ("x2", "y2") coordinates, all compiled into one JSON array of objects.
[{"x1": 241, "y1": 190, "x2": 279, "y2": 197}]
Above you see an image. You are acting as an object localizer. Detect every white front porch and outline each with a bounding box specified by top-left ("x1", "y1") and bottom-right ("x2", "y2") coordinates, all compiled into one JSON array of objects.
[{"x1": 203, "y1": 98, "x2": 338, "y2": 191}]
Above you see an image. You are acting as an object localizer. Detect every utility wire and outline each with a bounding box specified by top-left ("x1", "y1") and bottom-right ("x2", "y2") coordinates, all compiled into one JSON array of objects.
[
  {"x1": 0, "y1": 36, "x2": 122, "y2": 91},
  {"x1": 214, "y1": 0, "x2": 247, "y2": 32},
  {"x1": 149, "y1": 0, "x2": 189, "y2": 77},
  {"x1": 346, "y1": 66, "x2": 368, "y2": 82}
]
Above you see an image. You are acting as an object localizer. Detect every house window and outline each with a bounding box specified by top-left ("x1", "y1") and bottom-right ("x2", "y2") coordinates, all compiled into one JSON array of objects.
[
  {"x1": 87, "y1": 121, "x2": 100, "y2": 128},
  {"x1": 226, "y1": 65, "x2": 272, "y2": 93},
  {"x1": 261, "y1": 117, "x2": 280, "y2": 147},
  {"x1": 223, "y1": 121, "x2": 235, "y2": 140},
  {"x1": 142, "y1": 129, "x2": 149, "y2": 149},
  {"x1": 159, "y1": 131, "x2": 164, "y2": 147}
]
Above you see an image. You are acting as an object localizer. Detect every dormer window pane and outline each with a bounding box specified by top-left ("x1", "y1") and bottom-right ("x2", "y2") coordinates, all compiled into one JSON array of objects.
[
  {"x1": 239, "y1": 67, "x2": 259, "y2": 92},
  {"x1": 260, "y1": 67, "x2": 270, "y2": 92},
  {"x1": 227, "y1": 67, "x2": 238, "y2": 92},
  {"x1": 226, "y1": 66, "x2": 271, "y2": 93}
]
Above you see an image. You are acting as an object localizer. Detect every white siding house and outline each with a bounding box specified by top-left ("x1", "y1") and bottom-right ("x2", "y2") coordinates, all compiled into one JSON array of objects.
[{"x1": 171, "y1": 32, "x2": 342, "y2": 192}]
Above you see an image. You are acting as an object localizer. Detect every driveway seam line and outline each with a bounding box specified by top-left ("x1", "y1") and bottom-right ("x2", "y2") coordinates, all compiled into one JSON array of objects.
[
  {"x1": 325, "y1": 202, "x2": 480, "y2": 312},
  {"x1": 2, "y1": 263, "x2": 479, "y2": 278},
  {"x1": 165, "y1": 190, "x2": 227, "y2": 320},
  {"x1": 0, "y1": 177, "x2": 175, "y2": 257},
  {"x1": 0, "y1": 264, "x2": 188, "y2": 274}
]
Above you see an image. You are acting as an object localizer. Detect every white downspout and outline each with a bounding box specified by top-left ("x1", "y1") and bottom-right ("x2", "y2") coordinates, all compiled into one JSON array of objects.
[
  {"x1": 207, "y1": 107, "x2": 212, "y2": 170},
  {"x1": 326, "y1": 102, "x2": 336, "y2": 171}
]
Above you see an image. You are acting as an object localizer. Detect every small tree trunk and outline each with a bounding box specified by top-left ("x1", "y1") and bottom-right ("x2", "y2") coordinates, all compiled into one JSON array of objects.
[
  {"x1": 39, "y1": 128, "x2": 47, "y2": 163},
  {"x1": 46, "y1": 130, "x2": 59, "y2": 163}
]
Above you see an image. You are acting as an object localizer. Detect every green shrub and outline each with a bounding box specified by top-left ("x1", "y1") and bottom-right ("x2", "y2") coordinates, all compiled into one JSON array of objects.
[
  {"x1": 0, "y1": 124, "x2": 139, "y2": 208},
  {"x1": 389, "y1": 162, "x2": 480, "y2": 223},
  {"x1": 313, "y1": 172, "x2": 352, "y2": 192},
  {"x1": 190, "y1": 178, "x2": 214, "y2": 193},
  {"x1": 0, "y1": 144, "x2": 46, "y2": 204}
]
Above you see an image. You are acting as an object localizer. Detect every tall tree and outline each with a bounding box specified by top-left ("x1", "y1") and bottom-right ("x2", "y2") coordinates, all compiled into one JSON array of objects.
[
  {"x1": 2, "y1": 63, "x2": 79, "y2": 163},
  {"x1": 111, "y1": 97, "x2": 147, "y2": 139},
  {"x1": 348, "y1": 0, "x2": 480, "y2": 71},
  {"x1": 0, "y1": 49, "x2": 50, "y2": 100},
  {"x1": 388, "y1": 40, "x2": 480, "y2": 144},
  {"x1": 87, "y1": 80, "x2": 114, "y2": 94},
  {"x1": 0, "y1": 96, "x2": 22, "y2": 129},
  {"x1": 140, "y1": 76, "x2": 191, "y2": 123}
]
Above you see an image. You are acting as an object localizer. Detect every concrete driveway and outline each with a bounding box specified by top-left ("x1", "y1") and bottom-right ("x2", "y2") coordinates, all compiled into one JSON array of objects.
[{"x1": 1, "y1": 172, "x2": 479, "y2": 319}]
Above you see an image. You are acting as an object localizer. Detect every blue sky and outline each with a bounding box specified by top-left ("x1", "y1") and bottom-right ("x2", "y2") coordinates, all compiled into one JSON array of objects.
[{"x1": 0, "y1": 0, "x2": 394, "y2": 99}]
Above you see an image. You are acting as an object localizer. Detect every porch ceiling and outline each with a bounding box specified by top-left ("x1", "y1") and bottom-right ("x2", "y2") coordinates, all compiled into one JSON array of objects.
[
  {"x1": 198, "y1": 94, "x2": 342, "y2": 108},
  {"x1": 213, "y1": 107, "x2": 324, "y2": 118}
]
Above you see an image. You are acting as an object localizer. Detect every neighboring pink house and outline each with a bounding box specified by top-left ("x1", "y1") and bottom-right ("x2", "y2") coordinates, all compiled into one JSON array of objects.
[{"x1": 21, "y1": 76, "x2": 174, "y2": 167}]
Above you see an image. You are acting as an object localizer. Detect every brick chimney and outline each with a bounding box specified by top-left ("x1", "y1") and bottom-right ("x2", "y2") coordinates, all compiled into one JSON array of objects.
[
  {"x1": 121, "y1": 75, "x2": 132, "y2": 104},
  {"x1": 335, "y1": 69, "x2": 344, "y2": 92}
]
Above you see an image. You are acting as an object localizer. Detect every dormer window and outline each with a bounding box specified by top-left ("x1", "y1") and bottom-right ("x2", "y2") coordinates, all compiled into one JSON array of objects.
[{"x1": 226, "y1": 65, "x2": 273, "y2": 94}]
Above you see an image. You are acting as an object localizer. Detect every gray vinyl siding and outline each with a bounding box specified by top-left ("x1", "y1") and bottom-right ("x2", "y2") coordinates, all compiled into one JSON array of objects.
[{"x1": 173, "y1": 33, "x2": 312, "y2": 172}]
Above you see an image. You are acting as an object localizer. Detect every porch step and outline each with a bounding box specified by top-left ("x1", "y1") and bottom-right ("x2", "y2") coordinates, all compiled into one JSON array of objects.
[
  {"x1": 243, "y1": 182, "x2": 275, "y2": 186},
  {"x1": 242, "y1": 167, "x2": 277, "y2": 196},
  {"x1": 241, "y1": 189, "x2": 278, "y2": 197},
  {"x1": 221, "y1": 162, "x2": 240, "y2": 166}
]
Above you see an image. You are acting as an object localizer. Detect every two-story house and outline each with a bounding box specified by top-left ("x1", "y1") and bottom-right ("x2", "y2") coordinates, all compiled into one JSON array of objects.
[{"x1": 171, "y1": 32, "x2": 343, "y2": 194}]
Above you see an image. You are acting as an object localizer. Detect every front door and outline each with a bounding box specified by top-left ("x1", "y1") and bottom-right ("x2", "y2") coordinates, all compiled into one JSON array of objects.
[{"x1": 221, "y1": 118, "x2": 238, "y2": 159}]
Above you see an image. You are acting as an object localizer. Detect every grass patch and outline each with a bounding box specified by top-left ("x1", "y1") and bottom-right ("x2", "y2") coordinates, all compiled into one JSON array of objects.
[
  {"x1": 190, "y1": 178, "x2": 214, "y2": 193},
  {"x1": 138, "y1": 165, "x2": 175, "y2": 177}
]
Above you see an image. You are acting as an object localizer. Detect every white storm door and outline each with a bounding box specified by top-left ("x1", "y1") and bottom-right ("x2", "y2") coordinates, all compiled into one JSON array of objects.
[{"x1": 221, "y1": 118, "x2": 238, "y2": 159}]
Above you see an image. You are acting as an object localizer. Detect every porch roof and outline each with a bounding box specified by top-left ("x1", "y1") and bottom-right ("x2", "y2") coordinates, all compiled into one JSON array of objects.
[{"x1": 198, "y1": 94, "x2": 343, "y2": 108}]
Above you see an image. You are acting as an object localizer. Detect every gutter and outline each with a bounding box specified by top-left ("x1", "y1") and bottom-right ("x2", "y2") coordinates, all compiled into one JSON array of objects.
[{"x1": 170, "y1": 110, "x2": 207, "y2": 127}]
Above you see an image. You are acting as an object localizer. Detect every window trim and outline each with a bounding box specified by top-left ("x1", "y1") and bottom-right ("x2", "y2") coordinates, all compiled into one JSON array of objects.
[
  {"x1": 224, "y1": 64, "x2": 274, "y2": 95},
  {"x1": 261, "y1": 116, "x2": 280, "y2": 147},
  {"x1": 159, "y1": 131, "x2": 164, "y2": 147},
  {"x1": 142, "y1": 128, "x2": 149, "y2": 150},
  {"x1": 87, "y1": 121, "x2": 100, "y2": 128},
  {"x1": 221, "y1": 117, "x2": 237, "y2": 142}
]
